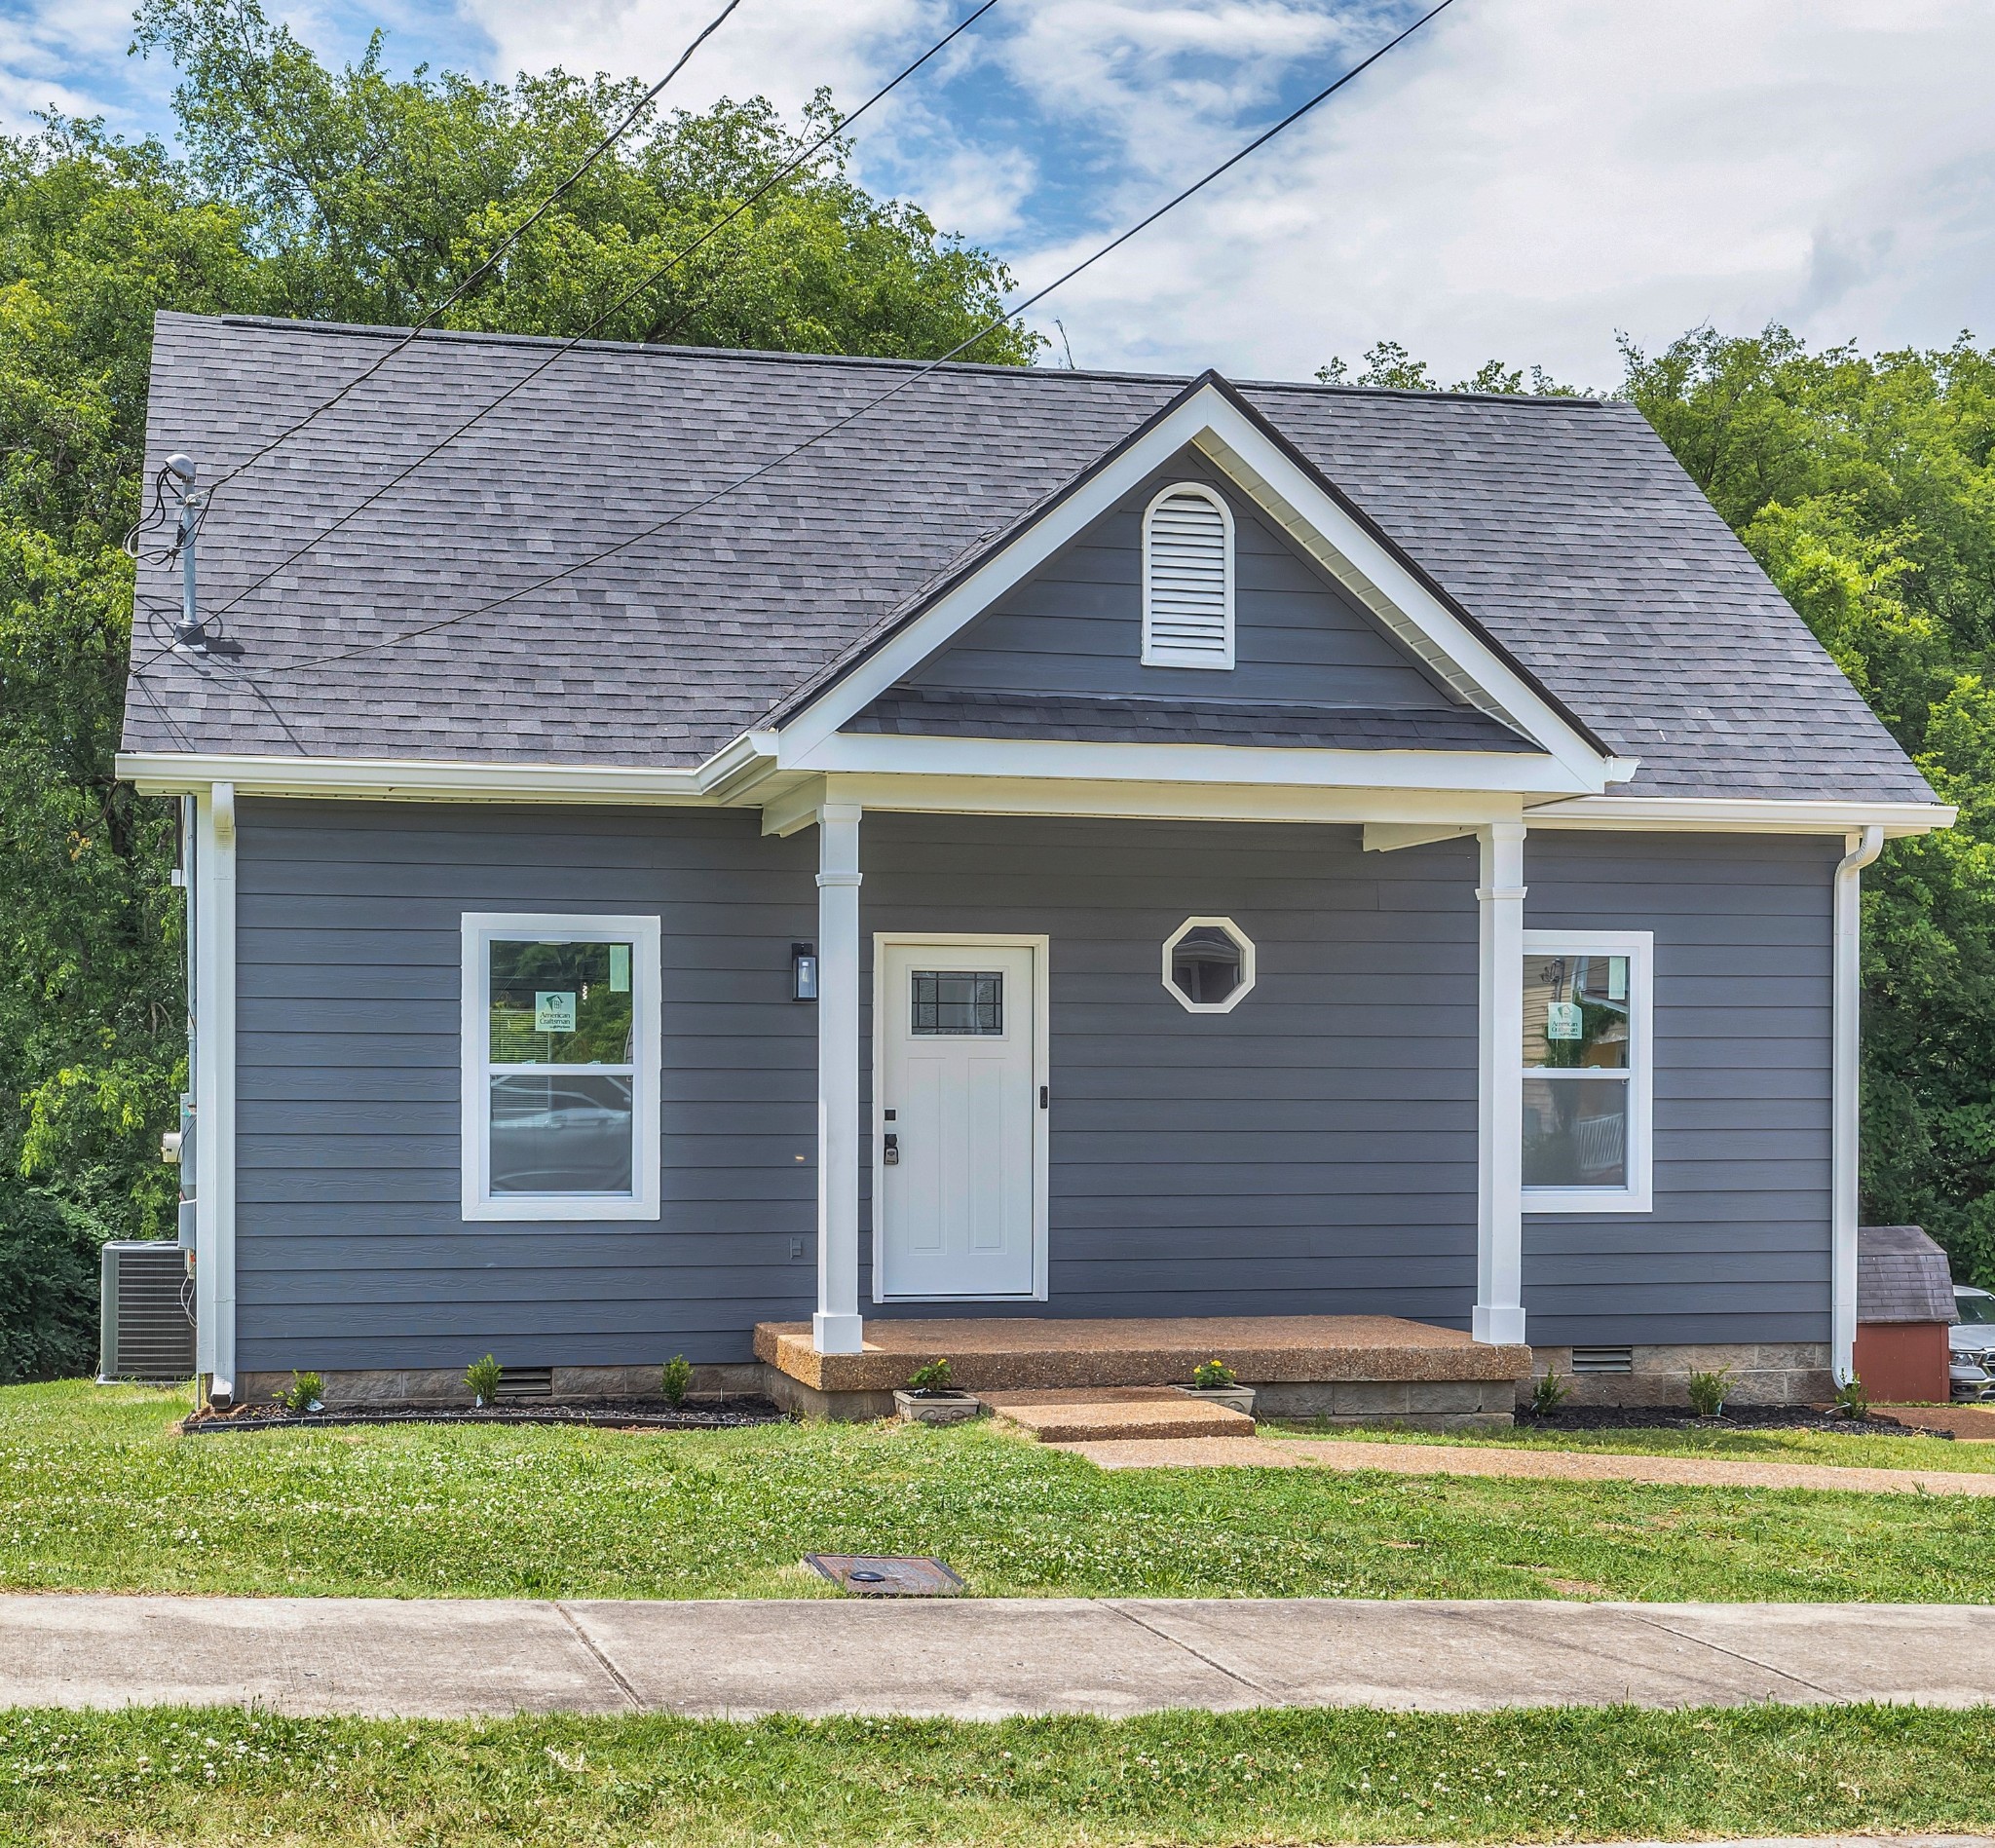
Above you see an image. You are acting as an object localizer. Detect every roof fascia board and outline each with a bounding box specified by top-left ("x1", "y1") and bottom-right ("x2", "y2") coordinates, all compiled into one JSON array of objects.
[
  {"x1": 772, "y1": 381, "x2": 1620, "y2": 788},
  {"x1": 117, "y1": 750, "x2": 714, "y2": 805},
  {"x1": 790, "y1": 728, "x2": 1597, "y2": 795},
  {"x1": 770, "y1": 771, "x2": 1525, "y2": 832},
  {"x1": 1525, "y1": 795, "x2": 1956, "y2": 837}
]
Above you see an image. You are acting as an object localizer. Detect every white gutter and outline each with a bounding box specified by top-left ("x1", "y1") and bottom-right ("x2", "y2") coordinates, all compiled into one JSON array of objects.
[{"x1": 1831, "y1": 823, "x2": 1885, "y2": 1384}]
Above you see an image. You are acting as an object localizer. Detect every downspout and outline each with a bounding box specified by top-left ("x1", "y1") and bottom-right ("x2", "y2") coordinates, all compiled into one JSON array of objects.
[{"x1": 1831, "y1": 824, "x2": 1884, "y2": 1384}]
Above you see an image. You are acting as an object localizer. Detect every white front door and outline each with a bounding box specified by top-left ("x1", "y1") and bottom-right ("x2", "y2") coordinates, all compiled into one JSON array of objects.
[{"x1": 877, "y1": 940, "x2": 1040, "y2": 1299}]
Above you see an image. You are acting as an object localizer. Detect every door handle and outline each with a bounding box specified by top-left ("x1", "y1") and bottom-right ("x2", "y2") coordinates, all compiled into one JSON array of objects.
[{"x1": 883, "y1": 1132, "x2": 900, "y2": 1166}]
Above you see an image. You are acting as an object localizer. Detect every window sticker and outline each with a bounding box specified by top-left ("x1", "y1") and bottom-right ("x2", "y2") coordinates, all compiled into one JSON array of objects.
[
  {"x1": 535, "y1": 991, "x2": 578, "y2": 1033},
  {"x1": 1606, "y1": 957, "x2": 1628, "y2": 1001},
  {"x1": 1546, "y1": 999, "x2": 1583, "y2": 1041},
  {"x1": 609, "y1": 944, "x2": 631, "y2": 993}
]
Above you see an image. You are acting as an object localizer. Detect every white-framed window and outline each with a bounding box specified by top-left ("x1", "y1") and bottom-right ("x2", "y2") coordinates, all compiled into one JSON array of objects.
[
  {"x1": 1162, "y1": 916, "x2": 1256, "y2": 1013},
  {"x1": 1521, "y1": 929, "x2": 1653, "y2": 1214},
  {"x1": 1141, "y1": 481, "x2": 1234, "y2": 669},
  {"x1": 460, "y1": 913, "x2": 661, "y2": 1222}
]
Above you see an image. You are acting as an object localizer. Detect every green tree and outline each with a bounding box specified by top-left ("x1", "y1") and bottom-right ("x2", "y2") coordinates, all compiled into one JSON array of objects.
[{"x1": 0, "y1": 1, "x2": 1031, "y2": 1379}]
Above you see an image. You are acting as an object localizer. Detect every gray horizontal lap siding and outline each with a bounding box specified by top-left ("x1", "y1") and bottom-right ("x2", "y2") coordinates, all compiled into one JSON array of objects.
[
  {"x1": 1521, "y1": 831, "x2": 1836, "y2": 1345},
  {"x1": 907, "y1": 446, "x2": 1458, "y2": 711},
  {"x1": 231, "y1": 800, "x2": 822, "y2": 1371},
  {"x1": 231, "y1": 802, "x2": 1831, "y2": 1370}
]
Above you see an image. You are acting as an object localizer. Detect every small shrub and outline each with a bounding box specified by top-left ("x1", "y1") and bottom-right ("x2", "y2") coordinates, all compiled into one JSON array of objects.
[
  {"x1": 272, "y1": 1371, "x2": 323, "y2": 1414},
  {"x1": 1530, "y1": 1368, "x2": 1572, "y2": 1414},
  {"x1": 465, "y1": 1354, "x2": 503, "y2": 1405},
  {"x1": 661, "y1": 1354, "x2": 693, "y2": 1408},
  {"x1": 1835, "y1": 1374, "x2": 1869, "y2": 1419},
  {"x1": 1686, "y1": 1365, "x2": 1736, "y2": 1418},
  {"x1": 1190, "y1": 1358, "x2": 1237, "y2": 1390},
  {"x1": 907, "y1": 1357, "x2": 954, "y2": 1394}
]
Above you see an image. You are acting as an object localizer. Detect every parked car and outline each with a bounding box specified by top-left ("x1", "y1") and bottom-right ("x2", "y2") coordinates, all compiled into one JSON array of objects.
[{"x1": 1952, "y1": 1285, "x2": 1995, "y2": 1401}]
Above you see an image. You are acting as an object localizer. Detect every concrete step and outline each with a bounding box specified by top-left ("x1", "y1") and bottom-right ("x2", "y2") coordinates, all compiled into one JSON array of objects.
[{"x1": 977, "y1": 1386, "x2": 1256, "y2": 1442}]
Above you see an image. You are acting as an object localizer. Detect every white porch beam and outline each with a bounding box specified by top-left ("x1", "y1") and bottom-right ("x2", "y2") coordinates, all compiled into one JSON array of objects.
[
  {"x1": 813, "y1": 802, "x2": 866, "y2": 1355},
  {"x1": 1831, "y1": 825, "x2": 1885, "y2": 1383},
  {"x1": 1474, "y1": 821, "x2": 1527, "y2": 1346}
]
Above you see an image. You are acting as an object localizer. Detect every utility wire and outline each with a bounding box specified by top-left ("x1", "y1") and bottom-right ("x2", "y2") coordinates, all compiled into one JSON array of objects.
[
  {"x1": 198, "y1": 0, "x2": 747, "y2": 504},
  {"x1": 142, "y1": 0, "x2": 1455, "y2": 684},
  {"x1": 193, "y1": 0, "x2": 1000, "y2": 631}
]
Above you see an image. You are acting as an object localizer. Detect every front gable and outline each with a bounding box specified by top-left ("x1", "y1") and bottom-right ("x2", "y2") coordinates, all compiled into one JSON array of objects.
[
  {"x1": 897, "y1": 444, "x2": 1462, "y2": 714},
  {"x1": 769, "y1": 377, "x2": 1633, "y2": 799}
]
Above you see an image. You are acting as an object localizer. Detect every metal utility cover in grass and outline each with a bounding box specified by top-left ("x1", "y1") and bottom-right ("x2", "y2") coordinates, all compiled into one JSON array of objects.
[{"x1": 806, "y1": 1554, "x2": 966, "y2": 1597}]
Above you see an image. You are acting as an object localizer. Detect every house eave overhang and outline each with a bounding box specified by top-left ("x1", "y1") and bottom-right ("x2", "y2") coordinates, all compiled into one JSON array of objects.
[
  {"x1": 116, "y1": 749, "x2": 731, "y2": 804},
  {"x1": 764, "y1": 375, "x2": 1623, "y2": 791},
  {"x1": 1524, "y1": 794, "x2": 1956, "y2": 837}
]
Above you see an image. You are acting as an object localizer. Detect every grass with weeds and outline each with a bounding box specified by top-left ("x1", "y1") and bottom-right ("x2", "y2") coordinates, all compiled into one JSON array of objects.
[
  {"x1": 6, "y1": 1381, "x2": 1995, "y2": 1603},
  {"x1": 1265, "y1": 1415, "x2": 1995, "y2": 1471},
  {"x1": 3, "y1": 1701, "x2": 1994, "y2": 1847}
]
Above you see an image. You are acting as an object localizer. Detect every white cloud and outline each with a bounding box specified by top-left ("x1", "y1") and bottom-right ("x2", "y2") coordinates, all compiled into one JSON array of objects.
[
  {"x1": 0, "y1": 0, "x2": 143, "y2": 129},
  {"x1": 1011, "y1": 0, "x2": 1995, "y2": 385}
]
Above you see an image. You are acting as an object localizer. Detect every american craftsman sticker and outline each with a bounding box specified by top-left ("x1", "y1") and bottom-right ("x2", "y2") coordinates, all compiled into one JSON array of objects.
[
  {"x1": 1546, "y1": 999, "x2": 1583, "y2": 1041},
  {"x1": 535, "y1": 991, "x2": 578, "y2": 1033},
  {"x1": 609, "y1": 944, "x2": 631, "y2": 993}
]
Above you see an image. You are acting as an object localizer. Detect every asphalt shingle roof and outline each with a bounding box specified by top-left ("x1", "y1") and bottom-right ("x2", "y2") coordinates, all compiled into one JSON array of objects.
[
  {"x1": 122, "y1": 313, "x2": 1934, "y2": 803},
  {"x1": 847, "y1": 689, "x2": 1541, "y2": 752},
  {"x1": 1858, "y1": 1225, "x2": 1956, "y2": 1325}
]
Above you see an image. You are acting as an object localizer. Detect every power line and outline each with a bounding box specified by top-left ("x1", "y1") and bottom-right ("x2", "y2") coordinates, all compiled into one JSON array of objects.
[
  {"x1": 197, "y1": 0, "x2": 748, "y2": 505},
  {"x1": 192, "y1": 0, "x2": 1000, "y2": 632},
  {"x1": 141, "y1": 0, "x2": 1455, "y2": 686}
]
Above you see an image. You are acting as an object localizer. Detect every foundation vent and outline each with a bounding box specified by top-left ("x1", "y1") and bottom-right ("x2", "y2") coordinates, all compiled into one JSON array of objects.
[
  {"x1": 1570, "y1": 1345, "x2": 1634, "y2": 1375},
  {"x1": 494, "y1": 1366, "x2": 554, "y2": 1401},
  {"x1": 98, "y1": 1241, "x2": 195, "y2": 1384}
]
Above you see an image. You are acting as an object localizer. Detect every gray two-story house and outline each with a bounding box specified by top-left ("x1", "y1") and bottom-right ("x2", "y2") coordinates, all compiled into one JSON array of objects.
[{"x1": 120, "y1": 312, "x2": 1950, "y2": 1414}]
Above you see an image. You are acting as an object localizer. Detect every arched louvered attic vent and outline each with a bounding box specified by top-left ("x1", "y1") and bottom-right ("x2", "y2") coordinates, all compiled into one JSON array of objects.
[{"x1": 1142, "y1": 482, "x2": 1234, "y2": 669}]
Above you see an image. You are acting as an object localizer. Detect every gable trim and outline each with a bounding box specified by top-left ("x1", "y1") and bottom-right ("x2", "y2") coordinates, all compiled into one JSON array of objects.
[{"x1": 769, "y1": 373, "x2": 1622, "y2": 793}]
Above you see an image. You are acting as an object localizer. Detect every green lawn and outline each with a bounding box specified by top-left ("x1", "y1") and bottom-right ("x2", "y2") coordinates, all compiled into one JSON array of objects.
[
  {"x1": 4, "y1": 1702, "x2": 1994, "y2": 1847},
  {"x1": 1265, "y1": 1414, "x2": 1995, "y2": 1471},
  {"x1": 5, "y1": 1381, "x2": 1994, "y2": 1603}
]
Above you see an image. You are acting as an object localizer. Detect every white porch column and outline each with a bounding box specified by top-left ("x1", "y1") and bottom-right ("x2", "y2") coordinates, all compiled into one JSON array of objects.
[
  {"x1": 813, "y1": 802, "x2": 865, "y2": 1355},
  {"x1": 1831, "y1": 825, "x2": 1884, "y2": 1384},
  {"x1": 193, "y1": 781, "x2": 238, "y2": 1397},
  {"x1": 1474, "y1": 820, "x2": 1526, "y2": 1345}
]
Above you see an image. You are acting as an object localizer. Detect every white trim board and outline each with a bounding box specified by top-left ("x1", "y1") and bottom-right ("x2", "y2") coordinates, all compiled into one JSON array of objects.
[
  {"x1": 1524, "y1": 795, "x2": 1954, "y2": 837},
  {"x1": 870, "y1": 931, "x2": 1051, "y2": 1305},
  {"x1": 790, "y1": 729, "x2": 1599, "y2": 795},
  {"x1": 770, "y1": 382, "x2": 1624, "y2": 791}
]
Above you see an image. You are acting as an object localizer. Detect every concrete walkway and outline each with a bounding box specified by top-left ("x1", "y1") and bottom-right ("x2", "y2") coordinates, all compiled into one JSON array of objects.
[
  {"x1": 1059, "y1": 1434, "x2": 1995, "y2": 1493},
  {"x1": 3, "y1": 1595, "x2": 1991, "y2": 1719}
]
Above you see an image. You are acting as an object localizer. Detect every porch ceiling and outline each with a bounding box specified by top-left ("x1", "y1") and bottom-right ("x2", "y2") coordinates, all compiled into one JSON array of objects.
[{"x1": 754, "y1": 1314, "x2": 1532, "y2": 1395}]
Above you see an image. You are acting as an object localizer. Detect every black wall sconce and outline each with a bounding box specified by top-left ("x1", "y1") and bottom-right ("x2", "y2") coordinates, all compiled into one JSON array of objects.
[{"x1": 791, "y1": 942, "x2": 818, "y2": 1000}]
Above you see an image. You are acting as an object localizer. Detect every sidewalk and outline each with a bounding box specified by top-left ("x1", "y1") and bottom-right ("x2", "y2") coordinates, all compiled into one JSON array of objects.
[
  {"x1": 4, "y1": 1595, "x2": 1990, "y2": 1720},
  {"x1": 1060, "y1": 1434, "x2": 1995, "y2": 1492}
]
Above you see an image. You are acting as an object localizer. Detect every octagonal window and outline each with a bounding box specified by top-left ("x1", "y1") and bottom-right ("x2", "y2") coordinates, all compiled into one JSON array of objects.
[{"x1": 1162, "y1": 917, "x2": 1256, "y2": 1014}]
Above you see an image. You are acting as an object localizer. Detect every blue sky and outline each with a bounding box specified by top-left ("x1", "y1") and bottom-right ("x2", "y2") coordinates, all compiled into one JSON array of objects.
[{"x1": 8, "y1": 0, "x2": 1993, "y2": 388}]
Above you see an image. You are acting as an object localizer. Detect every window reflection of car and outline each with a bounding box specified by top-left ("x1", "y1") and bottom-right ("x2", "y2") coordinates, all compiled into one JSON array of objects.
[
  {"x1": 491, "y1": 1083, "x2": 632, "y2": 1195},
  {"x1": 1952, "y1": 1284, "x2": 1995, "y2": 1402}
]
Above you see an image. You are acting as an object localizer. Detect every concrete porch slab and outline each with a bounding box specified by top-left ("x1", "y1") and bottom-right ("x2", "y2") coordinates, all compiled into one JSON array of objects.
[
  {"x1": 978, "y1": 1386, "x2": 1255, "y2": 1442},
  {"x1": 755, "y1": 1314, "x2": 1531, "y2": 1397}
]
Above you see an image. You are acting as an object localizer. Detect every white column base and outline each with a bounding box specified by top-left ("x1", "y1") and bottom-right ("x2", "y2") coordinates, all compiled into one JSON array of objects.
[
  {"x1": 1472, "y1": 1303, "x2": 1526, "y2": 1346},
  {"x1": 812, "y1": 1311, "x2": 866, "y2": 1355}
]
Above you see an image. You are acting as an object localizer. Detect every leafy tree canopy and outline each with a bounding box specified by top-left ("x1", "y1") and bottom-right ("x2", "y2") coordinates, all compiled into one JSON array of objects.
[{"x1": 0, "y1": 0, "x2": 1031, "y2": 1378}]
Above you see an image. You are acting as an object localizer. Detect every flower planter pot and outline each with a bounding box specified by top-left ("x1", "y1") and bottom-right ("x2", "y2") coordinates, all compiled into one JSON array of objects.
[
  {"x1": 1173, "y1": 1383, "x2": 1256, "y2": 1417},
  {"x1": 893, "y1": 1388, "x2": 984, "y2": 1426}
]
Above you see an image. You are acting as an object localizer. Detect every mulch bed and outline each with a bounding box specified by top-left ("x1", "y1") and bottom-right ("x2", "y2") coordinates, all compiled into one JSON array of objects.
[
  {"x1": 181, "y1": 1397, "x2": 788, "y2": 1435},
  {"x1": 1519, "y1": 1404, "x2": 1952, "y2": 1438}
]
